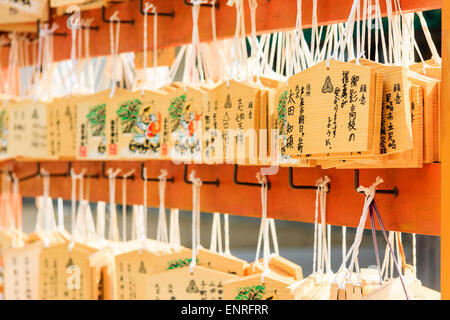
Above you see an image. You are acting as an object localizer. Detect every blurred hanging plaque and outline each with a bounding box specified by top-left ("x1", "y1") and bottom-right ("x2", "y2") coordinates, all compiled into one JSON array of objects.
[{"x1": 0, "y1": 0, "x2": 48, "y2": 24}]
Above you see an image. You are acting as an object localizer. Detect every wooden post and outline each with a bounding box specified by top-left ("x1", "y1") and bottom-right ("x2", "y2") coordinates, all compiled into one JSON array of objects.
[{"x1": 442, "y1": 0, "x2": 449, "y2": 300}]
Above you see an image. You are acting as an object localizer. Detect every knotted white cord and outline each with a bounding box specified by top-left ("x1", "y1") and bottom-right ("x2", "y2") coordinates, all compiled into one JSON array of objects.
[
  {"x1": 189, "y1": 170, "x2": 202, "y2": 273},
  {"x1": 334, "y1": 177, "x2": 383, "y2": 288},
  {"x1": 157, "y1": 169, "x2": 169, "y2": 243}
]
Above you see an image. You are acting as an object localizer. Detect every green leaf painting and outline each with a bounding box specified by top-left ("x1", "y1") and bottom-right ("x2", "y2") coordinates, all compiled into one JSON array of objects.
[
  {"x1": 87, "y1": 103, "x2": 106, "y2": 137},
  {"x1": 235, "y1": 285, "x2": 266, "y2": 300},
  {"x1": 116, "y1": 99, "x2": 142, "y2": 134},
  {"x1": 168, "y1": 94, "x2": 186, "y2": 131},
  {"x1": 167, "y1": 257, "x2": 197, "y2": 270},
  {"x1": 277, "y1": 91, "x2": 288, "y2": 136}
]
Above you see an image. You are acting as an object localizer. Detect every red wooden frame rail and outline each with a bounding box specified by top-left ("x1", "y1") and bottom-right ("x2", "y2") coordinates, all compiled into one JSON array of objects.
[
  {"x1": 0, "y1": 160, "x2": 440, "y2": 236},
  {"x1": 0, "y1": 0, "x2": 442, "y2": 67}
]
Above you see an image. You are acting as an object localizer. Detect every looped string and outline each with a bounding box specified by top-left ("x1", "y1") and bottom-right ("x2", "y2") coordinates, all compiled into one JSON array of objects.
[
  {"x1": 312, "y1": 176, "x2": 331, "y2": 281},
  {"x1": 156, "y1": 169, "x2": 169, "y2": 243},
  {"x1": 189, "y1": 170, "x2": 202, "y2": 273}
]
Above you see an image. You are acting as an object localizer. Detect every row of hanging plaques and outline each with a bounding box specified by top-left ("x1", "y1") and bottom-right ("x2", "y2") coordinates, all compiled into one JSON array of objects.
[
  {"x1": 0, "y1": 174, "x2": 440, "y2": 300},
  {"x1": 0, "y1": 58, "x2": 441, "y2": 168}
]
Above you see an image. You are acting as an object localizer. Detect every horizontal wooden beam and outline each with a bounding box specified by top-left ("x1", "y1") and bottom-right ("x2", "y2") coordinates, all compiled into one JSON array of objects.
[
  {"x1": 0, "y1": 0, "x2": 442, "y2": 67},
  {"x1": 0, "y1": 160, "x2": 440, "y2": 236}
]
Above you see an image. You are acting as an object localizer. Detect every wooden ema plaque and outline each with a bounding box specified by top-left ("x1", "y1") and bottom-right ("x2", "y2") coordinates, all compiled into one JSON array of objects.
[
  {"x1": 76, "y1": 90, "x2": 120, "y2": 160},
  {"x1": 407, "y1": 71, "x2": 440, "y2": 163},
  {"x1": 166, "y1": 86, "x2": 205, "y2": 163},
  {"x1": 38, "y1": 241, "x2": 97, "y2": 300},
  {"x1": 114, "y1": 245, "x2": 192, "y2": 300},
  {"x1": 3, "y1": 241, "x2": 41, "y2": 300},
  {"x1": 7, "y1": 99, "x2": 49, "y2": 159},
  {"x1": 105, "y1": 90, "x2": 170, "y2": 159},
  {"x1": 285, "y1": 60, "x2": 381, "y2": 159},
  {"x1": 139, "y1": 265, "x2": 238, "y2": 300},
  {"x1": 212, "y1": 80, "x2": 261, "y2": 165},
  {"x1": 47, "y1": 97, "x2": 78, "y2": 158},
  {"x1": 334, "y1": 84, "x2": 424, "y2": 169},
  {"x1": 355, "y1": 59, "x2": 413, "y2": 155}
]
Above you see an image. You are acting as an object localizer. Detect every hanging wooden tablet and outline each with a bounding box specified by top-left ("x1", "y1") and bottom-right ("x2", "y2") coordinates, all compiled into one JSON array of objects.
[
  {"x1": 139, "y1": 265, "x2": 238, "y2": 300},
  {"x1": 334, "y1": 83, "x2": 424, "y2": 169},
  {"x1": 7, "y1": 100, "x2": 50, "y2": 159},
  {"x1": 258, "y1": 76, "x2": 311, "y2": 167},
  {"x1": 223, "y1": 272, "x2": 294, "y2": 300},
  {"x1": 166, "y1": 86, "x2": 205, "y2": 163},
  {"x1": 47, "y1": 97, "x2": 78, "y2": 159},
  {"x1": 38, "y1": 241, "x2": 97, "y2": 300},
  {"x1": 114, "y1": 244, "x2": 193, "y2": 300},
  {"x1": 76, "y1": 90, "x2": 124, "y2": 160},
  {"x1": 105, "y1": 90, "x2": 169, "y2": 159},
  {"x1": 213, "y1": 80, "x2": 261, "y2": 164},
  {"x1": 2, "y1": 241, "x2": 41, "y2": 300},
  {"x1": 408, "y1": 71, "x2": 440, "y2": 163},
  {"x1": 285, "y1": 60, "x2": 381, "y2": 159},
  {"x1": 201, "y1": 84, "x2": 221, "y2": 164},
  {"x1": 355, "y1": 59, "x2": 413, "y2": 155}
]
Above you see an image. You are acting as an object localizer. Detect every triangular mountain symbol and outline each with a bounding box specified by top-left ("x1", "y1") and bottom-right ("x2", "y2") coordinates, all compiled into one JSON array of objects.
[
  {"x1": 186, "y1": 280, "x2": 199, "y2": 293},
  {"x1": 321, "y1": 76, "x2": 334, "y2": 94},
  {"x1": 224, "y1": 94, "x2": 232, "y2": 109},
  {"x1": 139, "y1": 261, "x2": 147, "y2": 274}
]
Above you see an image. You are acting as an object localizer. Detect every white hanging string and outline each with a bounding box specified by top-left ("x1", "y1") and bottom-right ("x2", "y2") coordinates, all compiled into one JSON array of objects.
[
  {"x1": 210, "y1": 212, "x2": 223, "y2": 253},
  {"x1": 142, "y1": 166, "x2": 148, "y2": 238},
  {"x1": 169, "y1": 208, "x2": 181, "y2": 250},
  {"x1": 96, "y1": 201, "x2": 106, "y2": 240},
  {"x1": 189, "y1": 170, "x2": 202, "y2": 273},
  {"x1": 416, "y1": 11, "x2": 441, "y2": 66},
  {"x1": 156, "y1": 169, "x2": 169, "y2": 243},
  {"x1": 107, "y1": 168, "x2": 121, "y2": 241},
  {"x1": 223, "y1": 213, "x2": 231, "y2": 255},
  {"x1": 109, "y1": 11, "x2": 121, "y2": 98},
  {"x1": 254, "y1": 172, "x2": 270, "y2": 283},
  {"x1": 334, "y1": 177, "x2": 383, "y2": 288},
  {"x1": 121, "y1": 169, "x2": 135, "y2": 242},
  {"x1": 342, "y1": 226, "x2": 347, "y2": 262}
]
